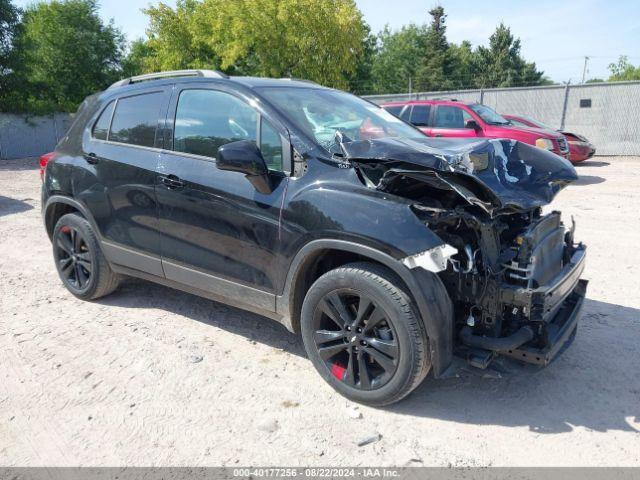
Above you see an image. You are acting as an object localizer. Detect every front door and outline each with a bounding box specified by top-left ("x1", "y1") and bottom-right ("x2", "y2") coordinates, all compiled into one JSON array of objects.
[
  {"x1": 430, "y1": 105, "x2": 479, "y2": 138},
  {"x1": 155, "y1": 85, "x2": 290, "y2": 311}
]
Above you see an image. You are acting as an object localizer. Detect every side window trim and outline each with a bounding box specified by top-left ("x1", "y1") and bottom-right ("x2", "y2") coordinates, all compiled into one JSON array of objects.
[
  {"x1": 105, "y1": 98, "x2": 118, "y2": 141},
  {"x1": 168, "y1": 86, "x2": 292, "y2": 175},
  {"x1": 400, "y1": 105, "x2": 412, "y2": 122}
]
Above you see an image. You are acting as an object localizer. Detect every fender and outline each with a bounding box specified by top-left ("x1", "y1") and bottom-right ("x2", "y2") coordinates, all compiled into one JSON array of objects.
[
  {"x1": 43, "y1": 194, "x2": 104, "y2": 241},
  {"x1": 276, "y1": 239, "x2": 454, "y2": 377}
]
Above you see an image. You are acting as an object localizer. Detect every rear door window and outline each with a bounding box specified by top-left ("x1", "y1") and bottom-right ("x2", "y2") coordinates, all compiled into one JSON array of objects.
[
  {"x1": 92, "y1": 101, "x2": 115, "y2": 140},
  {"x1": 410, "y1": 105, "x2": 431, "y2": 126},
  {"x1": 109, "y1": 92, "x2": 163, "y2": 147},
  {"x1": 383, "y1": 105, "x2": 403, "y2": 118}
]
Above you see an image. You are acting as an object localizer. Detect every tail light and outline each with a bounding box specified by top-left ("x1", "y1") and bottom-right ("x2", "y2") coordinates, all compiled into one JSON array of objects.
[{"x1": 39, "y1": 152, "x2": 56, "y2": 181}]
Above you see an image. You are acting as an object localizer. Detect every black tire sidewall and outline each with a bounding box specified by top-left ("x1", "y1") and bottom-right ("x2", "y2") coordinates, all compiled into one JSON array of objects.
[{"x1": 301, "y1": 265, "x2": 425, "y2": 406}]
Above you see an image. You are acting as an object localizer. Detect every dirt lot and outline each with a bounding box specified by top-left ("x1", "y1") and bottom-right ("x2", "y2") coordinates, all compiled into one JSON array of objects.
[{"x1": 1, "y1": 156, "x2": 639, "y2": 467}]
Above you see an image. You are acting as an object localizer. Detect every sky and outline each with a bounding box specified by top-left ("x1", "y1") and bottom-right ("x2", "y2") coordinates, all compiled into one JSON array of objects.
[{"x1": 13, "y1": 0, "x2": 640, "y2": 83}]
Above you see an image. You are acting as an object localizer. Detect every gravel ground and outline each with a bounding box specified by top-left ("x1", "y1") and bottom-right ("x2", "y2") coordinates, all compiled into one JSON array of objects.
[{"x1": 1, "y1": 156, "x2": 639, "y2": 467}]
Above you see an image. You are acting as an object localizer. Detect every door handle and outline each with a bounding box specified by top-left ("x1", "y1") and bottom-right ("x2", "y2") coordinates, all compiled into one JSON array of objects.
[
  {"x1": 434, "y1": 134, "x2": 443, "y2": 137},
  {"x1": 160, "y1": 174, "x2": 184, "y2": 189},
  {"x1": 83, "y1": 152, "x2": 99, "y2": 164}
]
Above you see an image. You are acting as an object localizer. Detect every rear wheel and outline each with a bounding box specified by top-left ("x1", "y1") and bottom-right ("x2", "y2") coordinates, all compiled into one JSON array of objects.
[
  {"x1": 301, "y1": 262, "x2": 430, "y2": 406},
  {"x1": 52, "y1": 213, "x2": 120, "y2": 300}
]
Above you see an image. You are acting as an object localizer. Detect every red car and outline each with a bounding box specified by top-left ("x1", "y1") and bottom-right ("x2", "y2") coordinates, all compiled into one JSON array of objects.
[
  {"x1": 383, "y1": 100, "x2": 571, "y2": 160},
  {"x1": 503, "y1": 114, "x2": 595, "y2": 163}
]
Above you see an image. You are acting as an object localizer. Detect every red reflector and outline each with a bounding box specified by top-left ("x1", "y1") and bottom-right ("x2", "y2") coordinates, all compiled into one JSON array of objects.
[
  {"x1": 39, "y1": 151, "x2": 56, "y2": 181},
  {"x1": 331, "y1": 362, "x2": 346, "y2": 381}
]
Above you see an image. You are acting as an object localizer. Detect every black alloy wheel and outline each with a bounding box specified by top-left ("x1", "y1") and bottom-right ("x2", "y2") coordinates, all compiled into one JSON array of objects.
[
  {"x1": 55, "y1": 224, "x2": 93, "y2": 290},
  {"x1": 301, "y1": 262, "x2": 433, "y2": 406},
  {"x1": 312, "y1": 289, "x2": 399, "y2": 390},
  {"x1": 52, "y1": 213, "x2": 120, "y2": 300}
]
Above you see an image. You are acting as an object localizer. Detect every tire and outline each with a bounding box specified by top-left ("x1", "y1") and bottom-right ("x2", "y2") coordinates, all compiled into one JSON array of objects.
[
  {"x1": 52, "y1": 213, "x2": 120, "y2": 300},
  {"x1": 301, "y1": 262, "x2": 430, "y2": 406}
]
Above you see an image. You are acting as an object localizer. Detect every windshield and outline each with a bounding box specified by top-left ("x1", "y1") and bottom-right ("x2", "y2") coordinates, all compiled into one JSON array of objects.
[
  {"x1": 469, "y1": 104, "x2": 510, "y2": 126},
  {"x1": 257, "y1": 87, "x2": 425, "y2": 150}
]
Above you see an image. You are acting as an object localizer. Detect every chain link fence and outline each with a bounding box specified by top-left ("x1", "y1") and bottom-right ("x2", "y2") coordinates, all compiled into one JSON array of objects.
[{"x1": 365, "y1": 80, "x2": 640, "y2": 156}]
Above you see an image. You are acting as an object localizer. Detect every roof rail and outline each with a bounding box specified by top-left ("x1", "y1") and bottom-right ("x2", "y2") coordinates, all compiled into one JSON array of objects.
[
  {"x1": 278, "y1": 77, "x2": 320, "y2": 86},
  {"x1": 108, "y1": 69, "x2": 228, "y2": 89}
]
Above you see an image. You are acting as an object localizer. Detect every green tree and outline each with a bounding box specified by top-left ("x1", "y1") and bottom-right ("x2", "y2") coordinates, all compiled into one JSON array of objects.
[
  {"x1": 370, "y1": 24, "x2": 426, "y2": 94},
  {"x1": 474, "y1": 23, "x2": 545, "y2": 88},
  {"x1": 142, "y1": 0, "x2": 366, "y2": 88},
  {"x1": 608, "y1": 55, "x2": 640, "y2": 81},
  {"x1": 11, "y1": 0, "x2": 125, "y2": 113},
  {"x1": 1, "y1": 0, "x2": 20, "y2": 72},
  {"x1": 121, "y1": 38, "x2": 155, "y2": 77},
  {"x1": 0, "y1": 0, "x2": 21, "y2": 109},
  {"x1": 415, "y1": 6, "x2": 455, "y2": 91},
  {"x1": 347, "y1": 22, "x2": 377, "y2": 95},
  {"x1": 143, "y1": 0, "x2": 218, "y2": 72},
  {"x1": 448, "y1": 40, "x2": 475, "y2": 89},
  {"x1": 194, "y1": 0, "x2": 365, "y2": 87}
]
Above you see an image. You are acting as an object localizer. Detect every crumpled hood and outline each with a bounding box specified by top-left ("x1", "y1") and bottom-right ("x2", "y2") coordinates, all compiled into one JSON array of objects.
[{"x1": 338, "y1": 136, "x2": 578, "y2": 216}]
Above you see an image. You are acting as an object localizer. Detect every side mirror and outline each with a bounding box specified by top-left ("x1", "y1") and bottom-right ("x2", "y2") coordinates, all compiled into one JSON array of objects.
[
  {"x1": 216, "y1": 140, "x2": 272, "y2": 194},
  {"x1": 465, "y1": 119, "x2": 481, "y2": 131}
]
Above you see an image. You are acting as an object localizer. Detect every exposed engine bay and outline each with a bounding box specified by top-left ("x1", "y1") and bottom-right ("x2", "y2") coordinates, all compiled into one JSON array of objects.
[{"x1": 337, "y1": 134, "x2": 588, "y2": 368}]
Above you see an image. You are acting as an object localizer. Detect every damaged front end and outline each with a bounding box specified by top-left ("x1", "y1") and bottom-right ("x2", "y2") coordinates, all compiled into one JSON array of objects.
[{"x1": 338, "y1": 135, "x2": 588, "y2": 369}]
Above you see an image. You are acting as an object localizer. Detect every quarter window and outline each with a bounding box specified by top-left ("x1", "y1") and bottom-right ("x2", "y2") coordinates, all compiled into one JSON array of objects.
[
  {"x1": 410, "y1": 105, "x2": 431, "y2": 126},
  {"x1": 109, "y1": 92, "x2": 162, "y2": 147},
  {"x1": 92, "y1": 101, "x2": 115, "y2": 140},
  {"x1": 434, "y1": 105, "x2": 472, "y2": 129}
]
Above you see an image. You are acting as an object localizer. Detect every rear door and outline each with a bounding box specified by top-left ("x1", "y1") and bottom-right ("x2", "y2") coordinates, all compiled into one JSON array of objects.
[
  {"x1": 155, "y1": 84, "x2": 290, "y2": 309},
  {"x1": 78, "y1": 88, "x2": 171, "y2": 276},
  {"x1": 408, "y1": 104, "x2": 431, "y2": 135},
  {"x1": 430, "y1": 104, "x2": 478, "y2": 138}
]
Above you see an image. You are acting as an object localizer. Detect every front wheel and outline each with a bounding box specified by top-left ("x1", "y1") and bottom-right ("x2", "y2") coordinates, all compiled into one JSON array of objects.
[{"x1": 301, "y1": 262, "x2": 430, "y2": 406}]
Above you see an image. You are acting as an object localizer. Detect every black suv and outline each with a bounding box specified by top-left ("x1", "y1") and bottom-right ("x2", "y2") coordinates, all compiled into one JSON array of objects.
[{"x1": 42, "y1": 70, "x2": 587, "y2": 406}]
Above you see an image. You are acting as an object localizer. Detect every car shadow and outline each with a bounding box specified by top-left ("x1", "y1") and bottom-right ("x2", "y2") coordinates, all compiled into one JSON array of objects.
[
  {"x1": 576, "y1": 160, "x2": 610, "y2": 167},
  {"x1": 100, "y1": 278, "x2": 639, "y2": 434},
  {"x1": 389, "y1": 298, "x2": 640, "y2": 434},
  {"x1": 0, "y1": 195, "x2": 34, "y2": 217},
  {"x1": 98, "y1": 278, "x2": 305, "y2": 357},
  {"x1": 574, "y1": 175, "x2": 606, "y2": 186}
]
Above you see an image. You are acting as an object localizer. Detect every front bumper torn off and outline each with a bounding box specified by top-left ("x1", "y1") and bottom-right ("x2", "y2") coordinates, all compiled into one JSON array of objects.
[
  {"x1": 463, "y1": 245, "x2": 588, "y2": 366},
  {"x1": 504, "y1": 246, "x2": 587, "y2": 365},
  {"x1": 502, "y1": 279, "x2": 586, "y2": 365}
]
